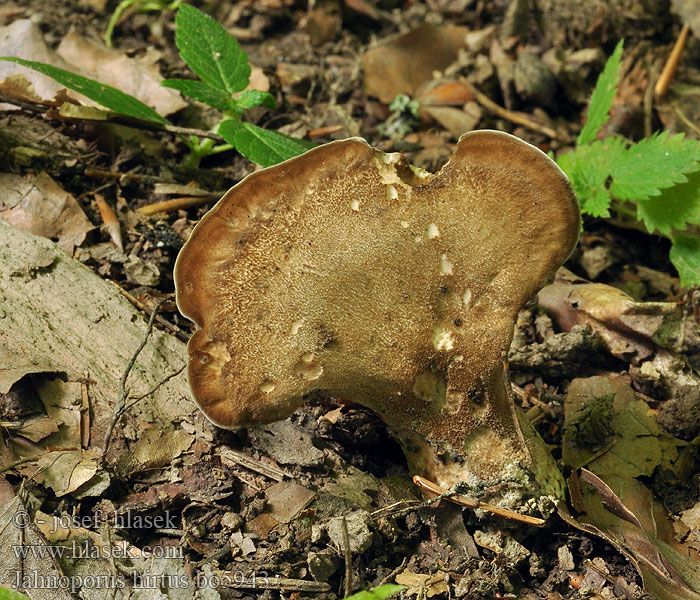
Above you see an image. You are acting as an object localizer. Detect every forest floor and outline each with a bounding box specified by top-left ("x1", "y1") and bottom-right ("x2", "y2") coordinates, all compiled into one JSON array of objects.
[{"x1": 1, "y1": 1, "x2": 699, "y2": 599}]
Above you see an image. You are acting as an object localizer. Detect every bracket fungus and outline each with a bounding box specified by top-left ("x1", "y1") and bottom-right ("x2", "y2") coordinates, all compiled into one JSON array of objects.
[{"x1": 175, "y1": 130, "x2": 580, "y2": 514}]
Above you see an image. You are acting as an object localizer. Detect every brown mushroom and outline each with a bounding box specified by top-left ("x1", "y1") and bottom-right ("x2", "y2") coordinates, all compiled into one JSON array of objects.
[{"x1": 175, "y1": 130, "x2": 580, "y2": 512}]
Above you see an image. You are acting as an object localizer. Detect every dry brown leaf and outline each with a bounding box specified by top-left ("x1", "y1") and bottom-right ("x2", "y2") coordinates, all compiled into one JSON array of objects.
[
  {"x1": 0, "y1": 19, "x2": 79, "y2": 101},
  {"x1": 56, "y1": 31, "x2": 186, "y2": 117},
  {"x1": 362, "y1": 24, "x2": 468, "y2": 103},
  {"x1": 538, "y1": 269, "x2": 681, "y2": 363},
  {"x1": 0, "y1": 172, "x2": 93, "y2": 254},
  {"x1": 395, "y1": 569, "x2": 449, "y2": 598}
]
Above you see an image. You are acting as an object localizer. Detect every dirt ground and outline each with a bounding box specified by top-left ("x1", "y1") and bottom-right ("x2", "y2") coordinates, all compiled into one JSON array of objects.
[{"x1": 1, "y1": 0, "x2": 699, "y2": 599}]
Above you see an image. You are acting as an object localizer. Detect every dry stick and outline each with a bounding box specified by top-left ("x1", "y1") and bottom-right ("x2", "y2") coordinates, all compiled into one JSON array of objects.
[
  {"x1": 0, "y1": 91, "x2": 228, "y2": 142},
  {"x1": 644, "y1": 61, "x2": 662, "y2": 139},
  {"x1": 654, "y1": 23, "x2": 690, "y2": 100},
  {"x1": 413, "y1": 475, "x2": 545, "y2": 527},
  {"x1": 137, "y1": 193, "x2": 221, "y2": 216},
  {"x1": 462, "y1": 79, "x2": 567, "y2": 142},
  {"x1": 101, "y1": 298, "x2": 166, "y2": 462},
  {"x1": 341, "y1": 515, "x2": 353, "y2": 598},
  {"x1": 111, "y1": 281, "x2": 188, "y2": 342}
]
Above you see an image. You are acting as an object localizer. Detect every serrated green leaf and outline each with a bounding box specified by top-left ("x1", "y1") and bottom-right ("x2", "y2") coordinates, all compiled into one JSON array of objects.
[
  {"x1": 670, "y1": 234, "x2": 700, "y2": 288},
  {"x1": 0, "y1": 57, "x2": 168, "y2": 124},
  {"x1": 162, "y1": 78, "x2": 232, "y2": 111},
  {"x1": 175, "y1": 4, "x2": 250, "y2": 95},
  {"x1": 218, "y1": 120, "x2": 315, "y2": 167},
  {"x1": 344, "y1": 584, "x2": 406, "y2": 600},
  {"x1": 237, "y1": 90, "x2": 277, "y2": 110},
  {"x1": 636, "y1": 170, "x2": 700, "y2": 236},
  {"x1": 610, "y1": 132, "x2": 700, "y2": 201},
  {"x1": 562, "y1": 138, "x2": 626, "y2": 217},
  {"x1": 577, "y1": 39, "x2": 623, "y2": 145}
]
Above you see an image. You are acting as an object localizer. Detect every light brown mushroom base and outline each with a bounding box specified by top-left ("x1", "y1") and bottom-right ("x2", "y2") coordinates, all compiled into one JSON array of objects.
[{"x1": 175, "y1": 131, "x2": 579, "y2": 515}]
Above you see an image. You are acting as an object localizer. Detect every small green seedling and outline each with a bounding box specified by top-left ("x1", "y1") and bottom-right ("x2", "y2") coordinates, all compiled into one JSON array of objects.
[
  {"x1": 378, "y1": 92, "x2": 421, "y2": 139},
  {"x1": 556, "y1": 39, "x2": 700, "y2": 287},
  {"x1": 343, "y1": 584, "x2": 406, "y2": 600},
  {"x1": 0, "y1": 4, "x2": 314, "y2": 168},
  {"x1": 104, "y1": 0, "x2": 183, "y2": 48}
]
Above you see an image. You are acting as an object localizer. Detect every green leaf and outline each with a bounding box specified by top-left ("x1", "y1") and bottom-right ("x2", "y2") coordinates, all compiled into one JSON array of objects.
[
  {"x1": 560, "y1": 138, "x2": 626, "y2": 218},
  {"x1": 610, "y1": 132, "x2": 700, "y2": 201},
  {"x1": 218, "y1": 120, "x2": 315, "y2": 167},
  {"x1": 237, "y1": 90, "x2": 277, "y2": 110},
  {"x1": 344, "y1": 584, "x2": 407, "y2": 600},
  {"x1": 0, "y1": 586, "x2": 32, "y2": 600},
  {"x1": 0, "y1": 57, "x2": 168, "y2": 124},
  {"x1": 577, "y1": 39, "x2": 624, "y2": 145},
  {"x1": 174, "y1": 4, "x2": 250, "y2": 94},
  {"x1": 162, "y1": 78, "x2": 232, "y2": 111},
  {"x1": 670, "y1": 235, "x2": 700, "y2": 288},
  {"x1": 636, "y1": 170, "x2": 700, "y2": 236}
]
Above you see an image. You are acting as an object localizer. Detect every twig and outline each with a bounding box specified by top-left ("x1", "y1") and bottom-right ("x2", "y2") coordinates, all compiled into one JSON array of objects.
[
  {"x1": 123, "y1": 363, "x2": 186, "y2": 413},
  {"x1": 0, "y1": 91, "x2": 229, "y2": 142},
  {"x1": 101, "y1": 298, "x2": 166, "y2": 462},
  {"x1": 462, "y1": 79, "x2": 567, "y2": 142},
  {"x1": 218, "y1": 447, "x2": 291, "y2": 481},
  {"x1": 341, "y1": 515, "x2": 353, "y2": 598},
  {"x1": 654, "y1": 24, "x2": 690, "y2": 100},
  {"x1": 644, "y1": 60, "x2": 662, "y2": 139},
  {"x1": 111, "y1": 281, "x2": 188, "y2": 342},
  {"x1": 412, "y1": 475, "x2": 546, "y2": 527},
  {"x1": 137, "y1": 193, "x2": 220, "y2": 216},
  {"x1": 223, "y1": 576, "x2": 331, "y2": 592}
]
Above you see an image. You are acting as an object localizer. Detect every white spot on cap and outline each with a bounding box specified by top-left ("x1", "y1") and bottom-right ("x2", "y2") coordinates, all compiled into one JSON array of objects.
[
  {"x1": 259, "y1": 381, "x2": 275, "y2": 394},
  {"x1": 426, "y1": 223, "x2": 440, "y2": 239},
  {"x1": 432, "y1": 326, "x2": 454, "y2": 351},
  {"x1": 439, "y1": 254, "x2": 453, "y2": 276},
  {"x1": 290, "y1": 319, "x2": 304, "y2": 335},
  {"x1": 387, "y1": 184, "x2": 399, "y2": 201},
  {"x1": 463, "y1": 288, "x2": 472, "y2": 309},
  {"x1": 400, "y1": 221, "x2": 410, "y2": 228},
  {"x1": 351, "y1": 200, "x2": 360, "y2": 212}
]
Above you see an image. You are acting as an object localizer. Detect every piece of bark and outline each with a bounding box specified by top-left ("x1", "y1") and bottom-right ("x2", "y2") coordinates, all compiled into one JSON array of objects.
[{"x1": 0, "y1": 220, "x2": 194, "y2": 454}]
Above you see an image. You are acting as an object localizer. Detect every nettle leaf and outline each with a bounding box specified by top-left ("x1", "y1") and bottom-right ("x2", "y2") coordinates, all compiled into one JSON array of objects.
[
  {"x1": 162, "y1": 78, "x2": 232, "y2": 111},
  {"x1": 0, "y1": 57, "x2": 168, "y2": 124},
  {"x1": 562, "y1": 138, "x2": 625, "y2": 217},
  {"x1": 577, "y1": 39, "x2": 624, "y2": 145},
  {"x1": 174, "y1": 4, "x2": 251, "y2": 95},
  {"x1": 636, "y1": 170, "x2": 700, "y2": 236},
  {"x1": 219, "y1": 120, "x2": 315, "y2": 167},
  {"x1": 344, "y1": 585, "x2": 406, "y2": 600},
  {"x1": 670, "y1": 235, "x2": 700, "y2": 288},
  {"x1": 610, "y1": 132, "x2": 700, "y2": 201},
  {"x1": 237, "y1": 90, "x2": 277, "y2": 111}
]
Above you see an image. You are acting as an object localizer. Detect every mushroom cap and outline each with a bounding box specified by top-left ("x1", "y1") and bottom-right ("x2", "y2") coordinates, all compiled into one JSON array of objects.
[{"x1": 174, "y1": 131, "x2": 579, "y2": 449}]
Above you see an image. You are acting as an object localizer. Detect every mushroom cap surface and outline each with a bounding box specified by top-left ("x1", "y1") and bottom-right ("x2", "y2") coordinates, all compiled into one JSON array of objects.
[{"x1": 175, "y1": 131, "x2": 579, "y2": 466}]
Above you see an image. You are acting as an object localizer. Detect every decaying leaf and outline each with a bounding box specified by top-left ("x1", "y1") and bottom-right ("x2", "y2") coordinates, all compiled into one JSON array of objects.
[
  {"x1": 538, "y1": 269, "x2": 681, "y2": 363},
  {"x1": 561, "y1": 376, "x2": 700, "y2": 600},
  {"x1": 362, "y1": 24, "x2": 468, "y2": 103},
  {"x1": 0, "y1": 172, "x2": 93, "y2": 254},
  {"x1": 56, "y1": 32, "x2": 186, "y2": 117}
]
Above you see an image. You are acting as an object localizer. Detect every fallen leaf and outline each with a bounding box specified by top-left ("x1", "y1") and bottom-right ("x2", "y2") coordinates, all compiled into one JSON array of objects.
[
  {"x1": 56, "y1": 31, "x2": 186, "y2": 116},
  {"x1": 362, "y1": 24, "x2": 468, "y2": 103},
  {"x1": 539, "y1": 269, "x2": 681, "y2": 363},
  {"x1": 561, "y1": 376, "x2": 700, "y2": 600},
  {"x1": 0, "y1": 172, "x2": 93, "y2": 254}
]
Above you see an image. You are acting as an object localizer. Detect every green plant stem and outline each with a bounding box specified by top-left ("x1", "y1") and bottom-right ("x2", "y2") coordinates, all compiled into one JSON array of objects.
[
  {"x1": 104, "y1": 0, "x2": 140, "y2": 47},
  {"x1": 611, "y1": 200, "x2": 637, "y2": 219},
  {"x1": 207, "y1": 143, "x2": 234, "y2": 155}
]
